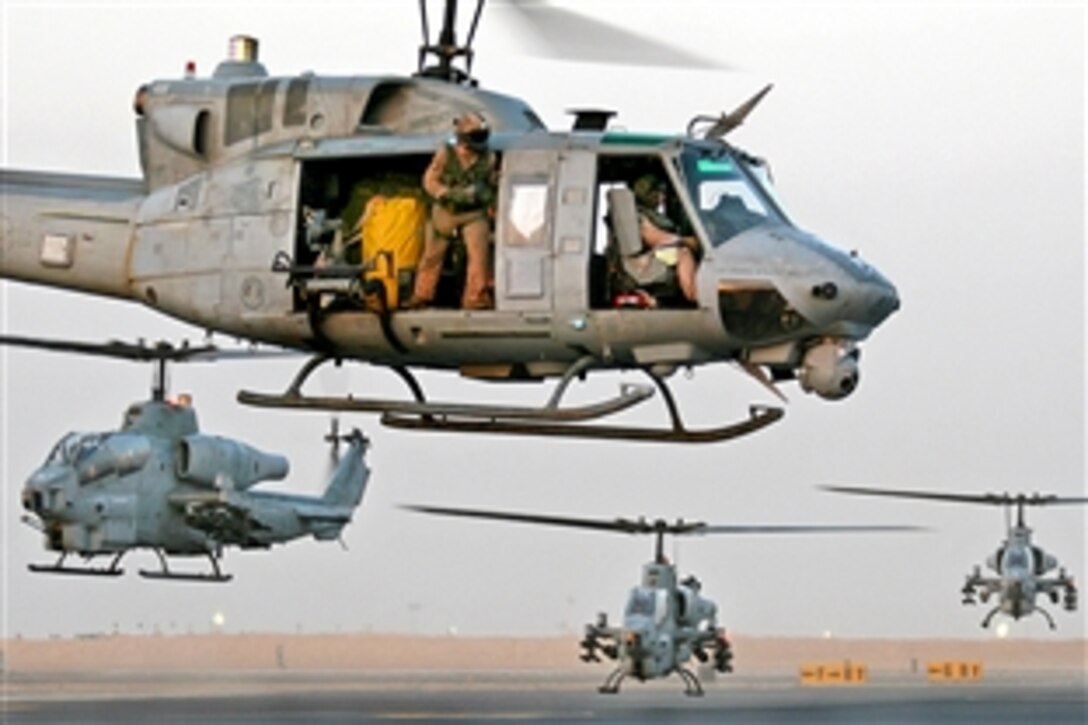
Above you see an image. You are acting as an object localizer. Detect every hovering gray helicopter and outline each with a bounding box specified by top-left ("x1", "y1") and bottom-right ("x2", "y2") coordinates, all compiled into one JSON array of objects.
[
  {"x1": 16, "y1": 338, "x2": 371, "y2": 583},
  {"x1": 404, "y1": 504, "x2": 917, "y2": 696},
  {"x1": 825, "y1": 486, "x2": 1087, "y2": 629},
  {"x1": 0, "y1": 1, "x2": 899, "y2": 444}
]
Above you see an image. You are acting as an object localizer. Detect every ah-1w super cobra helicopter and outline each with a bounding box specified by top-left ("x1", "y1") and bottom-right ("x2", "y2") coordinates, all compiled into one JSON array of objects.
[
  {"x1": 17, "y1": 338, "x2": 371, "y2": 582},
  {"x1": 0, "y1": 1, "x2": 899, "y2": 444},
  {"x1": 826, "y1": 486, "x2": 1087, "y2": 629},
  {"x1": 405, "y1": 503, "x2": 916, "y2": 696}
]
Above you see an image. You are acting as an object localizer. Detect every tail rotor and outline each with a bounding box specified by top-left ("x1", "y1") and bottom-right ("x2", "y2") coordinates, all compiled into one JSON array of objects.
[
  {"x1": 317, "y1": 362, "x2": 350, "y2": 478},
  {"x1": 324, "y1": 416, "x2": 342, "y2": 478}
]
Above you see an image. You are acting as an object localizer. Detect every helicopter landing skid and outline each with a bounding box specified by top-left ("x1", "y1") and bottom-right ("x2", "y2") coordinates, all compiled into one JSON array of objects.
[
  {"x1": 28, "y1": 551, "x2": 125, "y2": 577},
  {"x1": 383, "y1": 363, "x2": 784, "y2": 443},
  {"x1": 383, "y1": 403, "x2": 782, "y2": 443},
  {"x1": 980, "y1": 606, "x2": 1002, "y2": 629},
  {"x1": 677, "y1": 667, "x2": 705, "y2": 697},
  {"x1": 237, "y1": 354, "x2": 785, "y2": 443},
  {"x1": 138, "y1": 550, "x2": 233, "y2": 583},
  {"x1": 598, "y1": 668, "x2": 626, "y2": 695}
]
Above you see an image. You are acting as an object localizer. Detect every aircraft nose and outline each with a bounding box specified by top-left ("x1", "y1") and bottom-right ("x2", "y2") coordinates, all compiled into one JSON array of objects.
[
  {"x1": 23, "y1": 466, "x2": 73, "y2": 513},
  {"x1": 802, "y1": 250, "x2": 900, "y2": 334},
  {"x1": 22, "y1": 488, "x2": 43, "y2": 513},
  {"x1": 717, "y1": 226, "x2": 899, "y2": 338},
  {"x1": 856, "y1": 271, "x2": 900, "y2": 328}
]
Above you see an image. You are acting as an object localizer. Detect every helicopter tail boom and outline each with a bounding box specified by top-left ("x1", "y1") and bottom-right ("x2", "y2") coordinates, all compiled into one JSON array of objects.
[{"x1": 0, "y1": 169, "x2": 142, "y2": 301}]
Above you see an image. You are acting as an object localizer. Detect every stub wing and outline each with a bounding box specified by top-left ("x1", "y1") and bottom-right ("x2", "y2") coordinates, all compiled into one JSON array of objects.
[{"x1": 168, "y1": 489, "x2": 267, "y2": 544}]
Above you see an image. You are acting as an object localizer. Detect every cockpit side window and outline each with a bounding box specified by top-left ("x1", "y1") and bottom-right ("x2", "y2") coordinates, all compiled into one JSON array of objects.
[{"x1": 44, "y1": 433, "x2": 77, "y2": 466}]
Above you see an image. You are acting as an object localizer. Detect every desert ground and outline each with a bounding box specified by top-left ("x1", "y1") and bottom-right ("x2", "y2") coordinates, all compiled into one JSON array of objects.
[
  {"x1": 2, "y1": 634, "x2": 1084, "y2": 723},
  {"x1": 3, "y1": 632, "x2": 1083, "y2": 685}
]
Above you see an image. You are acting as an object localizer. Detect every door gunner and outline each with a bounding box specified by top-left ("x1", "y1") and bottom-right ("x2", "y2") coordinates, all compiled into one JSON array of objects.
[{"x1": 406, "y1": 112, "x2": 497, "y2": 310}]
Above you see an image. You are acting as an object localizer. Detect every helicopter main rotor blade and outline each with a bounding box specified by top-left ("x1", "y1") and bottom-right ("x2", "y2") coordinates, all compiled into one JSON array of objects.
[
  {"x1": 501, "y1": 1, "x2": 725, "y2": 69},
  {"x1": 401, "y1": 504, "x2": 704, "y2": 535},
  {"x1": 824, "y1": 485, "x2": 1088, "y2": 507},
  {"x1": 403, "y1": 505, "x2": 918, "y2": 537},
  {"x1": 0, "y1": 334, "x2": 294, "y2": 363},
  {"x1": 1034, "y1": 496, "x2": 1088, "y2": 505},
  {"x1": 0, "y1": 334, "x2": 214, "y2": 361},
  {"x1": 823, "y1": 485, "x2": 1008, "y2": 505},
  {"x1": 699, "y1": 524, "x2": 922, "y2": 535}
]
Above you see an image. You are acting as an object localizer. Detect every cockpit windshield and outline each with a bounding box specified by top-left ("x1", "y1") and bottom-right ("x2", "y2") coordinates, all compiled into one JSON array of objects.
[
  {"x1": 678, "y1": 145, "x2": 790, "y2": 247},
  {"x1": 1002, "y1": 548, "x2": 1030, "y2": 571},
  {"x1": 44, "y1": 432, "x2": 108, "y2": 467},
  {"x1": 625, "y1": 588, "x2": 658, "y2": 618},
  {"x1": 625, "y1": 587, "x2": 669, "y2": 626}
]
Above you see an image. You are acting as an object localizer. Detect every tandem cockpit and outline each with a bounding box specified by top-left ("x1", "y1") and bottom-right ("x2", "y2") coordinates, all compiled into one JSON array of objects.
[
  {"x1": 36, "y1": 431, "x2": 153, "y2": 485},
  {"x1": 43, "y1": 432, "x2": 109, "y2": 469}
]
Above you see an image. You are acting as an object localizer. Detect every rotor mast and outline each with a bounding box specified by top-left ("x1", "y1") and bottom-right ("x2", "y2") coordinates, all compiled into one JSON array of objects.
[
  {"x1": 1013, "y1": 495, "x2": 1027, "y2": 529},
  {"x1": 151, "y1": 356, "x2": 169, "y2": 402},
  {"x1": 654, "y1": 525, "x2": 667, "y2": 564},
  {"x1": 416, "y1": 0, "x2": 485, "y2": 85}
]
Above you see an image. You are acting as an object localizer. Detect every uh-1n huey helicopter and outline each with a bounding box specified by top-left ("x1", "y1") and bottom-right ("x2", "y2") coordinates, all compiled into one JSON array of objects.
[
  {"x1": 825, "y1": 486, "x2": 1087, "y2": 630},
  {"x1": 15, "y1": 337, "x2": 371, "y2": 583},
  {"x1": 0, "y1": 1, "x2": 899, "y2": 444},
  {"x1": 404, "y1": 503, "x2": 917, "y2": 696}
]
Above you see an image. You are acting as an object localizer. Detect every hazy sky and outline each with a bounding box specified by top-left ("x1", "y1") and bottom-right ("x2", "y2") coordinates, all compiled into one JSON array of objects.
[{"x1": 1, "y1": 1, "x2": 1084, "y2": 642}]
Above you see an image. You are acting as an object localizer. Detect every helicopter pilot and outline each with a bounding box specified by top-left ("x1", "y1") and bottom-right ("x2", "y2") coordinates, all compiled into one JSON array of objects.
[
  {"x1": 631, "y1": 174, "x2": 700, "y2": 304},
  {"x1": 405, "y1": 111, "x2": 498, "y2": 310}
]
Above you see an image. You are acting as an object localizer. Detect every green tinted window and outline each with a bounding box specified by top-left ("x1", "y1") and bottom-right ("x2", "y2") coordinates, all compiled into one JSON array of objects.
[{"x1": 695, "y1": 157, "x2": 737, "y2": 175}]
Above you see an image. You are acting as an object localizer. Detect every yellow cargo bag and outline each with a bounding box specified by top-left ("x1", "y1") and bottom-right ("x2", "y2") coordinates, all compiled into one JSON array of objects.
[{"x1": 359, "y1": 195, "x2": 425, "y2": 310}]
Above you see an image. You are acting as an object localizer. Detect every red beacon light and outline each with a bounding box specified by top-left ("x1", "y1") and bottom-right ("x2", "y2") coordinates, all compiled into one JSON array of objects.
[{"x1": 184, "y1": 60, "x2": 196, "y2": 79}]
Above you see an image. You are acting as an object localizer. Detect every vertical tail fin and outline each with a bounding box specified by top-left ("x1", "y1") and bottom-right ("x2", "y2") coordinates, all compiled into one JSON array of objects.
[{"x1": 321, "y1": 432, "x2": 370, "y2": 508}]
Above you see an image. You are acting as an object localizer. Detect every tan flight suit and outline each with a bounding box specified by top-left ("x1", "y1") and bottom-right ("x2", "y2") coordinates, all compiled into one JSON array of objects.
[{"x1": 410, "y1": 142, "x2": 497, "y2": 309}]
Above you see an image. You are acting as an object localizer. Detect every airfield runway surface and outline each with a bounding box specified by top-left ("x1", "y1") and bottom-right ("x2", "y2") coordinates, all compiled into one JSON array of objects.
[{"x1": 3, "y1": 671, "x2": 1086, "y2": 723}]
